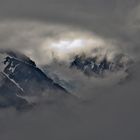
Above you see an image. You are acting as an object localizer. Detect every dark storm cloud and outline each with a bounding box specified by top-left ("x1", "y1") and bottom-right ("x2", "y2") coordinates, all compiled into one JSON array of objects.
[
  {"x1": 0, "y1": 0, "x2": 140, "y2": 140},
  {"x1": 0, "y1": 0, "x2": 138, "y2": 36}
]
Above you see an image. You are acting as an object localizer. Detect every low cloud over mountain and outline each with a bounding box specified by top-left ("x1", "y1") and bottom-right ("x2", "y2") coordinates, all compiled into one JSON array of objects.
[{"x1": 0, "y1": 0, "x2": 140, "y2": 139}]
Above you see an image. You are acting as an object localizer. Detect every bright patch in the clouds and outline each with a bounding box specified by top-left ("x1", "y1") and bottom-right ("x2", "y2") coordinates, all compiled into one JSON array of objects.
[
  {"x1": 40, "y1": 32, "x2": 113, "y2": 64},
  {"x1": 50, "y1": 39, "x2": 86, "y2": 51}
]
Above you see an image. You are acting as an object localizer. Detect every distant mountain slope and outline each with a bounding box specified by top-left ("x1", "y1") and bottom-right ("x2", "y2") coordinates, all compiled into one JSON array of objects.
[
  {"x1": 70, "y1": 55, "x2": 132, "y2": 77},
  {"x1": 0, "y1": 50, "x2": 69, "y2": 109}
]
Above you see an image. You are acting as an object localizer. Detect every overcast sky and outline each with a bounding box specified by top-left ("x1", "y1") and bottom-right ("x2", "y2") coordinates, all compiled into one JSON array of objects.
[{"x1": 0, "y1": 0, "x2": 140, "y2": 140}]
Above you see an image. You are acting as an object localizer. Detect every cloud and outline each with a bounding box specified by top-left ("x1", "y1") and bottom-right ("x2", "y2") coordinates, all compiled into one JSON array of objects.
[
  {"x1": 0, "y1": 20, "x2": 133, "y2": 65},
  {"x1": 0, "y1": 20, "x2": 134, "y2": 98},
  {"x1": 0, "y1": 0, "x2": 140, "y2": 139}
]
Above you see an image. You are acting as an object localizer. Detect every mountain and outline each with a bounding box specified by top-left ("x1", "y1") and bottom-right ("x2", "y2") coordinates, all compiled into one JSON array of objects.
[
  {"x1": 70, "y1": 55, "x2": 129, "y2": 77},
  {"x1": 0, "y1": 50, "x2": 69, "y2": 110}
]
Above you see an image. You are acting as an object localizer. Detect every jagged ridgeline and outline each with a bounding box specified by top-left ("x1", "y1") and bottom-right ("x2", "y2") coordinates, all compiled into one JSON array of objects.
[
  {"x1": 70, "y1": 53, "x2": 133, "y2": 77},
  {"x1": 0, "y1": 50, "x2": 70, "y2": 110}
]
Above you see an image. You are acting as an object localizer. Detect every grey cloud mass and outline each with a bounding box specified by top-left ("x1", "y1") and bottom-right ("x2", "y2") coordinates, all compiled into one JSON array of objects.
[{"x1": 0, "y1": 0, "x2": 140, "y2": 140}]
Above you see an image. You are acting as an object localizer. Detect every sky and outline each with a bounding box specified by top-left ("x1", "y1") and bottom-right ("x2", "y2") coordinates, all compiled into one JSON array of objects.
[{"x1": 0, "y1": 0, "x2": 140, "y2": 140}]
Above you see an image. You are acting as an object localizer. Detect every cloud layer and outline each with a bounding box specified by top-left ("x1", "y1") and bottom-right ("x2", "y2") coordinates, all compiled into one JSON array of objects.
[{"x1": 0, "y1": 0, "x2": 140, "y2": 139}]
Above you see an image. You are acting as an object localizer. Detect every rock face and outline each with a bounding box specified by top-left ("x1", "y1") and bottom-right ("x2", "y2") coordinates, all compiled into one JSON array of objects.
[
  {"x1": 70, "y1": 55, "x2": 130, "y2": 76},
  {"x1": 0, "y1": 50, "x2": 68, "y2": 109}
]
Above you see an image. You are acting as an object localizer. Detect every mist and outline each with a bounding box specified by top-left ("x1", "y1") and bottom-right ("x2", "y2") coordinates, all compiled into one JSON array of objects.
[{"x1": 0, "y1": 0, "x2": 140, "y2": 140}]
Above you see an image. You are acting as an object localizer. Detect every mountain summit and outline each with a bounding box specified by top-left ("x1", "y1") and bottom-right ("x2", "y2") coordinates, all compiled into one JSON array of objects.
[{"x1": 0, "y1": 50, "x2": 69, "y2": 109}]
